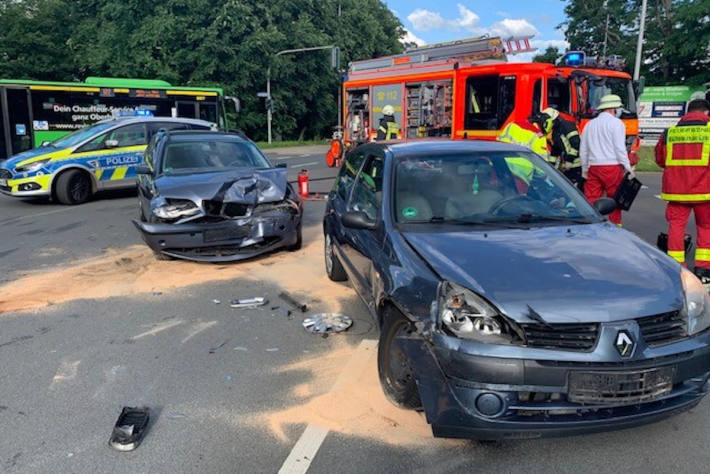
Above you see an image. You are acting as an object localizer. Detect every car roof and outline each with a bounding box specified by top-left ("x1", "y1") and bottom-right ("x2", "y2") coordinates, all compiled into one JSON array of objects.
[
  {"x1": 380, "y1": 139, "x2": 533, "y2": 156},
  {"x1": 159, "y1": 130, "x2": 249, "y2": 142},
  {"x1": 96, "y1": 117, "x2": 214, "y2": 127}
]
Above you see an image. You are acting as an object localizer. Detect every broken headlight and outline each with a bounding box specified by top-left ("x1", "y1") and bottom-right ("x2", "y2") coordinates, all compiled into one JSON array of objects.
[
  {"x1": 152, "y1": 199, "x2": 200, "y2": 220},
  {"x1": 681, "y1": 268, "x2": 710, "y2": 335},
  {"x1": 438, "y1": 281, "x2": 523, "y2": 345}
]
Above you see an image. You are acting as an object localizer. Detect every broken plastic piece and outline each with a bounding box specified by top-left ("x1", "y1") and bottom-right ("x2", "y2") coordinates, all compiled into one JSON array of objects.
[
  {"x1": 279, "y1": 291, "x2": 308, "y2": 313},
  {"x1": 230, "y1": 297, "x2": 268, "y2": 308},
  {"x1": 213, "y1": 299, "x2": 221, "y2": 304},
  {"x1": 209, "y1": 339, "x2": 230, "y2": 353},
  {"x1": 302, "y1": 313, "x2": 353, "y2": 335},
  {"x1": 109, "y1": 407, "x2": 150, "y2": 452}
]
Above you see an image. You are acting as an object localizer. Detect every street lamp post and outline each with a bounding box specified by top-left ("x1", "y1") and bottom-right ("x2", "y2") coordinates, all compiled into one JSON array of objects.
[
  {"x1": 266, "y1": 45, "x2": 338, "y2": 143},
  {"x1": 633, "y1": 0, "x2": 648, "y2": 81}
]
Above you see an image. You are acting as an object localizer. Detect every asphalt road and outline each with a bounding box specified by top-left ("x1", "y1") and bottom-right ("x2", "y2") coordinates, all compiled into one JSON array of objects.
[{"x1": 1, "y1": 151, "x2": 709, "y2": 474}]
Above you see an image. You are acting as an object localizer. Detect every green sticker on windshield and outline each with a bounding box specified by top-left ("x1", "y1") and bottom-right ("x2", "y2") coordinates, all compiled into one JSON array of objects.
[{"x1": 402, "y1": 206, "x2": 418, "y2": 219}]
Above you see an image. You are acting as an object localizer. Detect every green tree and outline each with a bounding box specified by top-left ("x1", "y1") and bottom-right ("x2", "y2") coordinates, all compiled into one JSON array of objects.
[
  {"x1": 561, "y1": 0, "x2": 709, "y2": 86},
  {"x1": 533, "y1": 46, "x2": 563, "y2": 64},
  {"x1": 0, "y1": 0, "x2": 404, "y2": 141}
]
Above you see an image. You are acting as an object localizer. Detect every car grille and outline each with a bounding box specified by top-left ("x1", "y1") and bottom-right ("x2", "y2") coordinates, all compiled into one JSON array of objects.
[
  {"x1": 203, "y1": 200, "x2": 249, "y2": 218},
  {"x1": 638, "y1": 310, "x2": 687, "y2": 347},
  {"x1": 567, "y1": 366, "x2": 675, "y2": 405},
  {"x1": 0, "y1": 169, "x2": 11, "y2": 179},
  {"x1": 520, "y1": 322, "x2": 599, "y2": 351}
]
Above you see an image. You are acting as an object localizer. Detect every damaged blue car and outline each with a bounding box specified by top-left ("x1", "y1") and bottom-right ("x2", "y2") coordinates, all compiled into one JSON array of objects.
[
  {"x1": 134, "y1": 130, "x2": 302, "y2": 262},
  {"x1": 323, "y1": 140, "x2": 710, "y2": 440}
]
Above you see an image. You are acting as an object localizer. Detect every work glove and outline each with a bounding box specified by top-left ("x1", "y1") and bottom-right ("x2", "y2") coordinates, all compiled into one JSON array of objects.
[
  {"x1": 563, "y1": 161, "x2": 575, "y2": 171},
  {"x1": 627, "y1": 169, "x2": 636, "y2": 180}
]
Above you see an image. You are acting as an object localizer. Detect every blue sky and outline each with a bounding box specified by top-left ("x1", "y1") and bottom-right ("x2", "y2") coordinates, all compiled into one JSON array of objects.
[{"x1": 384, "y1": 0, "x2": 570, "y2": 62}]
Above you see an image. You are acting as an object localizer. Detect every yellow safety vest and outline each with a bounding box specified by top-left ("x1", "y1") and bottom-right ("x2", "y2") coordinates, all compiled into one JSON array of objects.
[
  {"x1": 664, "y1": 123, "x2": 710, "y2": 167},
  {"x1": 497, "y1": 123, "x2": 551, "y2": 160},
  {"x1": 378, "y1": 120, "x2": 400, "y2": 140}
]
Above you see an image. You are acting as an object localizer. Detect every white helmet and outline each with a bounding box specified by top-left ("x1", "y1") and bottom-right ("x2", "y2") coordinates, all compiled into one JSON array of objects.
[{"x1": 382, "y1": 105, "x2": 395, "y2": 116}]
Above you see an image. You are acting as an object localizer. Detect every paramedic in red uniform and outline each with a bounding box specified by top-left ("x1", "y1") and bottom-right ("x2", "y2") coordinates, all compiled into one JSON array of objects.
[
  {"x1": 655, "y1": 99, "x2": 710, "y2": 281},
  {"x1": 580, "y1": 94, "x2": 634, "y2": 225}
]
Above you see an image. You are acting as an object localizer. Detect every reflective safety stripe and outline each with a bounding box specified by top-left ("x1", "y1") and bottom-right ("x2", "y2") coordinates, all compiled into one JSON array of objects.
[
  {"x1": 498, "y1": 123, "x2": 549, "y2": 159},
  {"x1": 695, "y1": 248, "x2": 710, "y2": 262},
  {"x1": 111, "y1": 166, "x2": 128, "y2": 180},
  {"x1": 386, "y1": 122, "x2": 400, "y2": 139},
  {"x1": 660, "y1": 192, "x2": 710, "y2": 202},
  {"x1": 94, "y1": 169, "x2": 103, "y2": 180},
  {"x1": 667, "y1": 250, "x2": 685, "y2": 263},
  {"x1": 665, "y1": 124, "x2": 710, "y2": 167}
]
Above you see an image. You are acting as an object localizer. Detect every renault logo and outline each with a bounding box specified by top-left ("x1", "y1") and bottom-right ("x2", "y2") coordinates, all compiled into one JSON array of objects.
[{"x1": 615, "y1": 330, "x2": 634, "y2": 357}]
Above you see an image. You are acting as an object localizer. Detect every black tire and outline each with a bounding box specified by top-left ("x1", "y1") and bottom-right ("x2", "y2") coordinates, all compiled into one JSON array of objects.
[
  {"x1": 324, "y1": 232, "x2": 347, "y2": 281},
  {"x1": 287, "y1": 223, "x2": 303, "y2": 251},
  {"x1": 138, "y1": 202, "x2": 147, "y2": 222},
  {"x1": 55, "y1": 169, "x2": 92, "y2": 205},
  {"x1": 377, "y1": 308, "x2": 422, "y2": 409}
]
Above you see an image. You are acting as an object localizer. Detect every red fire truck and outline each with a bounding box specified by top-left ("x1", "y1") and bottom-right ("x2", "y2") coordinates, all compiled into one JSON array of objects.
[{"x1": 326, "y1": 36, "x2": 642, "y2": 166}]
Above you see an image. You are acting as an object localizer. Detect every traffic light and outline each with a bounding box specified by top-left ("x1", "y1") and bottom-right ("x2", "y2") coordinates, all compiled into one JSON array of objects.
[{"x1": 331, "y1": 46, "x2": 340, "y2": 69}]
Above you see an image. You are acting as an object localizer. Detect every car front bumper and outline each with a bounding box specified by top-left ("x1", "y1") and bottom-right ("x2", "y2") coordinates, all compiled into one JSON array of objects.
[
  {"x1": 132, "y1": 210, "x2": 301, "y2": 262},
  {"x1": 399, "y1": 329, "x2": 710, "y2": 440},
  {"x1": 0, "y1": 173, "x2": 51, "y2": 198}
]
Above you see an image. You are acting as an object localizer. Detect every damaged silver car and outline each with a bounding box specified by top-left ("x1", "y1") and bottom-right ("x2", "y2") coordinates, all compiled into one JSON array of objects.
[{"x1": 133, "y1": 130, "x2": 302, "y2": 262}]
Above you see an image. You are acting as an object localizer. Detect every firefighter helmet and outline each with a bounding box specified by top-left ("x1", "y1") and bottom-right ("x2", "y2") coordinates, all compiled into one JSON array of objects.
[{"x1": 382, "y1": 105, "x2": 395, "y2": 116}]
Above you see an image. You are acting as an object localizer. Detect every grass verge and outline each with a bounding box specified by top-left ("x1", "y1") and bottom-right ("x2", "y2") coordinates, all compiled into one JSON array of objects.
[{"x1": 636, "y1": 146, "x2": 661, "y2": 172}]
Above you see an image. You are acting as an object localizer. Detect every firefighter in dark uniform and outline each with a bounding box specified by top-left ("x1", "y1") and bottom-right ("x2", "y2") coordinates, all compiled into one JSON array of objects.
[
  {"x1": 376, "y1": 105, "x2": 400, "y2": 140},
  {"x1": 535, "y1": 108, "x2": 583, "y2": 189}
]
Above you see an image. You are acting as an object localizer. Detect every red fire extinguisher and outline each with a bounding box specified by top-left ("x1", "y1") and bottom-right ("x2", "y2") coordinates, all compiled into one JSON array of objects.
[{"x1": 298, "y1": 169, "x2": 309, "y2": 199}]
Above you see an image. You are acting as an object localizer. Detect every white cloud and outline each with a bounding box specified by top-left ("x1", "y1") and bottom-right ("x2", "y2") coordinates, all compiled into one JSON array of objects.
[
  {"x1": 407, "y1": 4, "x2": 480, "y2": 32},
  {"x1": 487, "y1": 18, "x2": 539, "y2": 38},
  {"x1": 496, "y1": 10, "x2": 511, "y2": 18},
  {"x1": 407, "y1": 8, "x2": 448, "y2": 31},
  {"x1": 401, "y1": 30, "x2": 426, "y2": 47}
]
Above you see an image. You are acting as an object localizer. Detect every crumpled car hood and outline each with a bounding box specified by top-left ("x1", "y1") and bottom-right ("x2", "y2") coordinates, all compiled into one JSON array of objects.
[
  {"x1": 155, "y1": 168, "x2": 289, "y2": 204},
  {"x1": 403, "y1": 223, "x2": 684, "y2": 323}
]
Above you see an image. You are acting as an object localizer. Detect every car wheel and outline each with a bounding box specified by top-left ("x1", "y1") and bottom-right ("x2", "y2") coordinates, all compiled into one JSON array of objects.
[
  {"x1": 138, "y1": 202, "x2": 147, "y2": 222},
  {"x1": 287, "y1": 223, "x2": 303, "y2": 251},
  {"x1": 55, "y1": 169, "x2": 92, "y2": 205},
  {"x1": 324, "y1": 232, "x2": 347, "y2": 281},
  {"x1": 377, "y1": 308, "x2": 422, "y2": 409}
]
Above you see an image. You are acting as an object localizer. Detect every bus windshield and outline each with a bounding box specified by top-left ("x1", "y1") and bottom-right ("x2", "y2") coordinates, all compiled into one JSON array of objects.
[
  {"x1": 50, "y1": 122, "x2": 117, "y2": 149},
  {"x1": 585, "y1": 77, "x2": 637, "y2": 118}
]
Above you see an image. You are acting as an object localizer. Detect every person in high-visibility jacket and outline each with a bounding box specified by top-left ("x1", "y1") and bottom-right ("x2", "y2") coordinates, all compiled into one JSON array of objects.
[
  {"x1": 497, "y1": 119, "x2": 551, "y2": 162},
  {"x1": 655, "y1": 99, "x2": 710, "y2": 281},
  {"x1": 376, "y1": 104, "x2": 400, "y2": 140},
  {"x1": 534, "y1": 107, "x2": 583, "y2": 189}
]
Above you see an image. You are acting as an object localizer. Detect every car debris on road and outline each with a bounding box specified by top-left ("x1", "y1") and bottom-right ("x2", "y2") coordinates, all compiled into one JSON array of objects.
[
  {"x1": 302, "y1": 313, "x2": 353, "y2": 335},
  {"x1": 229, "y1": 297, "x2": 268, "y2": 308},
  {"x1": 278, "y1": 291, "x2": 308, "y2": 313},
  {"x1": 109, "y1": 406, "x2": 150, "y2": 452}
]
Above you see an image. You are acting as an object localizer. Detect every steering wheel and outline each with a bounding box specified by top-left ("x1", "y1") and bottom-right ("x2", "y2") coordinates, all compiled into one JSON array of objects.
[{"x1": 489, "y1": 195, "x2": 537, "y2": 215}]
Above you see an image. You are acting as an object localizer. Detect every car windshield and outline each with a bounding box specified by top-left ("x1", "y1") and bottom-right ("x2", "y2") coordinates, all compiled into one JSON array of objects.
[
  {"x1": 395, "y1": 151, "x2": 600, "y2": 226},
  {"x1": 161, "y1": 139, "x2": 270, "y2": 174},
  {"x1": 586, "y1": 77, "x2": 637, "y2": 117},
  {"x1": 50, "y1": 122, "x2": 117, "y2": 149}
]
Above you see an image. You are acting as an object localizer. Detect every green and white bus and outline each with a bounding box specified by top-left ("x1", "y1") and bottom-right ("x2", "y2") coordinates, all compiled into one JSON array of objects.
[{"x1": 0, "y1": 77, "x2": 226, "y2": 160}]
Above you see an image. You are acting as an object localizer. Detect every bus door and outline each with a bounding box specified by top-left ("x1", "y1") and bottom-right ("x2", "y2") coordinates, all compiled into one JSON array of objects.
[
  {"x1": 175, "y1": 101, "x2": 197, "y2": 119},
  {"x1": 1, "y1": 87, "x2": 33, "y2": 158}
]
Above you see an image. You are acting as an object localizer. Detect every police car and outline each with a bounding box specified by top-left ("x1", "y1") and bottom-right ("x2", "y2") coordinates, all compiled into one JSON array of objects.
[{"x1": 0, "y1": 116, "x2": 213, "y2": 204}]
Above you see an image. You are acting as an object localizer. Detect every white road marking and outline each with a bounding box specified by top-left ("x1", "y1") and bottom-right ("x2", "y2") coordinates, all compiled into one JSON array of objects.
[
  {"x1": 181, "y1": 320, "x2": 218, "y2": 343},
  {"x1": 289, "y1": 161, "x2": 319, "y2": 169},
  {"x1": 277, "y1": 339, "x2": 377, "y2": 474},
  {"x1": 132, "y1": 319, "x2": 183, "y2": 340},
  {"x1": 655, "y1": 194, "x2": 663, "y2": 200}
]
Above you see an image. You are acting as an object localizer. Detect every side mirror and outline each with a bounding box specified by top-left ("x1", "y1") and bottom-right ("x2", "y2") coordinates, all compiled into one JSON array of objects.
[
  {"x1": 593, "y1": 197, "x2": 617, "y2": 216},
  {"x1": 105, "y1": 139, "x2": 119, "y2": 149},
  {"x1": 342, "y1": 211, "x2": 376, "y2": 231},
  {"x1": 275, "y1": 162, "x2": 287, "y2": 168},
  {"x1": 135, "y1": 165, "x2": 152, "y2": 175},
  {"x1": 41, "y1": 141, "x2": 52, "y2": 147}
]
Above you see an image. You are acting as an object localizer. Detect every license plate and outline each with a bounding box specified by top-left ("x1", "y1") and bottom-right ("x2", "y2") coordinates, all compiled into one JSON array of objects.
[
  {"x1": 203, "y1": 226, "x2": 251, "y2": 243},
  {"x1": 568, "y1": 366, "x2": 675, "y2": 404},
  {"x1": 0, "y1": 179, "x2": 7, "y2": 187}
]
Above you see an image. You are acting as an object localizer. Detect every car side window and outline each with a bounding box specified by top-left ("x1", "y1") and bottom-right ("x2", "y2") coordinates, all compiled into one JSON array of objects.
[
  {"x1": 75, "y1": 124, "x2": 147, "y2": 153},
  {"x1": 335, "y1": 150, "x2": 366, "y2": 200},
  {"x1": 348, "y1": 154, "x2": 384, "y2": 221},
  {"x1": 148, "y1": 122, "x2": 189, "y2": 138}
]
